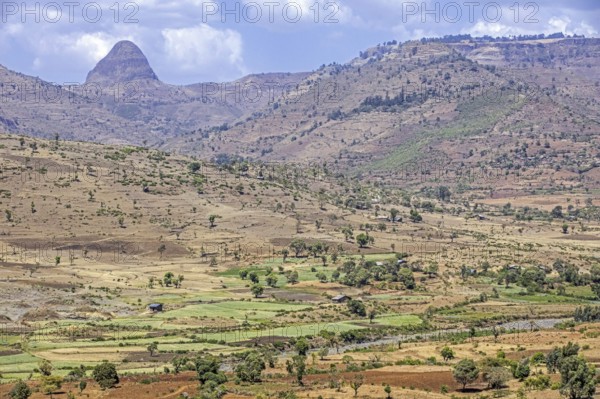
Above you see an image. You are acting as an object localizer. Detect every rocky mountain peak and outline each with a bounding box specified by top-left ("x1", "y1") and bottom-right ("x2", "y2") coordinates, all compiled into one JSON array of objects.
[{"x1": 85, "y1": 40, "x2": 159, "y2": 84}]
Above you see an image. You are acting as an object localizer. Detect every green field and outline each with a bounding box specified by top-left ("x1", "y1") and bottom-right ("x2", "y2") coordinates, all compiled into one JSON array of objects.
[
  {"x1": 372, "y1": 314, "x2": 423, "y2": 327},
  {"x1": 155, "y1": 300, "x2": 313, "y2": 322}
]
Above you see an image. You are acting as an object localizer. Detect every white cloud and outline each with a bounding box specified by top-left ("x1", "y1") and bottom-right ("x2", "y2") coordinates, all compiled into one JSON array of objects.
[
  {"x1": 462, "y1": 21, "x2": 530, "y2": 37},
  {"x1": 68, "y1": 33, "x2": 125, "y2": 63},
  {"x1": 28, "y1": 30, "x2": 137, "y2": 70},
  {"x1": 576, "y1": 22, "x2": 599, "y2": 37},
  {"x1": 161, "y1": 24, "x2": 246, "y2": 79},
  {"x1": 462, "y1": 14, "x2": 598, "y2": 39},
  {"x1": 547, "y1": 16, "x2": 572, "y2": 35},
  {"x1": 0, "y1": 0, "x2": 597, "y2": 84}
]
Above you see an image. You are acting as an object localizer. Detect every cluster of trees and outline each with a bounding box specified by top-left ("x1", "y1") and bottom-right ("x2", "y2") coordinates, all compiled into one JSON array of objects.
[
  {"x1": 420, "y1": 186, "x2": 452, "y2": 202},
  {"x1": 288, "y1": 235, "x2": 379, "y2": 258},
  {"x1": 503, "y1": 200, "x2": 599, "y2": 223},
  {"x1": 170, "y1": 351, "x2": 277, "y2": 397},
  {"x1": 495, "y1": 265, "x2": 547, "y2": 291},
  {"x1": 546, "y1": 343, "x2": 596, "y2": 399},
  {"x1": 356, "y1": 233, "x2": 375, "y2": 248},
  {"x1": 235, "y1": 351, "x2": 267, "y2": 383},
  {"x1": 10, "y1": 360, "x2": 117, "y2": 399},
  {"x1": 419, "y1": 32, "x2": 580, "y2": 44},
  {"x1": 487, "y1": 260, "x2": 600, "y2": 299},
  {"x1": 357, "y1": 91, "x2": 423, "y2": 113},
  {"x1": 289, "y1": 239, "x2": 331, "y2": 257},
  {"x1": 552, "y1": 261, "x2": 600, "y2": 297},
  {"x1": 450, "y1": 342, "x2": 596, "y2": 398},
  {"x1": 239, "y1": 267, "x2": 298, "y2": 297},
  {"x1": 339, "y1": 258, "x2": 415, "y2": 289},
  {"x1": 148, "y1": 272, "x2": 184, "y2": 288},
  {"x1": 195, "y1": 355, "x2": 228, "y2": 399},
  {"x1": 574, "y1": 306, "x2": 600, "y2": 322}
]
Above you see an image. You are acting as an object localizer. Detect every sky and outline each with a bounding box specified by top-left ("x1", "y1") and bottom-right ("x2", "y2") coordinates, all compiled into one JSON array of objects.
[{"x1": 0, "y1": 0, "x2": 598, "y2": 85}]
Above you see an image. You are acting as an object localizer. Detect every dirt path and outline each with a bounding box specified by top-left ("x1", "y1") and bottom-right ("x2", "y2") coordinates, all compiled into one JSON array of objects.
[{"x1": 158, "y1": 384, "x2": 195, "y2": 398}]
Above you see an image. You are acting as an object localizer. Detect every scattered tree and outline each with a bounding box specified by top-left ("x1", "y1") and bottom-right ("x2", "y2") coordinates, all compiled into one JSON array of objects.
[
  {"x1": 485, "y1": 367, "x2": 511, "y2": 390},
  {"x1": 347, "y1": 299, "x2": 367, "y2": 317},
  {"x1": 174, "y1": 274, "x2": 185, "y2": 288},
  {"x1": 172, "y1": 356, "x2": 189, "y2": 374},
  {"x1": 248, "y1": 271, "x2": 259, "y2": 284},
  {"x1": 356, "y1": 233, "x2": 374, "y2": 248},
  {"x1": 384, "y1": 384, "x2": 392, "y2": 399},
  {"x1": 559, "y1": 356, "x2": 596, "y2": 399},
  {"x1": 265, "y1": 274, "x2": 278, "y2": 288},
  {"x1": 282, "y1": 248, "x2": 289, "y2": 263},
  {"x1": 235, "y1": 351, "x2": 265, "y2": 383},
  {"x1": 195, "y1": 355, "x2": 227, "y2": 398},
  {"x1": 318, "y1": 347, "x2": 329, "y2": 360},
  {"x1": 441, "y1": 346, "x2": 455, "y2": 362},
  {"x1": 295, "y1": 338, "x2": 309, "y2": 356},
  {"x1": 250, "y1": 284, "x2": 264, "y2": 298},
  {"x1": 286, "y1": 355, "x2": 307, "y2": 385},
  {"x1": 158, "y1": 244, "x2": 166, "y2": 259},
  {"x1": 195, "y1": 355, "x2": 227, "y2": 385},
  {"x1": 41, "y1": 376, "x2": 63, "y2": 398},
  {"x1": 350, "y1": 374, "x2": 364, "y2": 397},
  {"x1": 208, "y1": 214, "x2": 221, "y2": 228},
  {"x1": 290, "y1": 239, "x2": 307, "y2": 257},
  {"x1": 287, "y1": 270, "x2": 299, "y2": 284},
  {"x1": 163, "y1": 271, "x2": 175, "y2": 286},
  {"x1": 9, "y1": 380, "x2": 31, "y2": 399},
  {"x1": 39, "y1": 359, "x2": 53, "y2": 376},
  {"x1": 92, "y1": 362, "x2": 119, "y2": 389},
  {"x1": 513, "y1": 358, "x2": 531, "y2": 380},
  {"x1": 147, "y1": 341, "x2": 158, "y2": 357},
  {"x1": 453, "y1": 359, "x2": 479, "y2": 390}
]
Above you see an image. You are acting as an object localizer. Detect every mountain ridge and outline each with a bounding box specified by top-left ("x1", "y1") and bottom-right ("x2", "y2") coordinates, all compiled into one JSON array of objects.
[{"x1": 0, "y1": 35, "x2": 598, "y2": 188}]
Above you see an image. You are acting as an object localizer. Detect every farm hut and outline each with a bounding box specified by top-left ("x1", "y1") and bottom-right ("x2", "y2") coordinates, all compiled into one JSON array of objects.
[
  {"x1": 332, "y1": 295, "x2": 349, "y2": 303},
  {"x1": 148, "y1": 303, "x2": 163, "y2": 312}
]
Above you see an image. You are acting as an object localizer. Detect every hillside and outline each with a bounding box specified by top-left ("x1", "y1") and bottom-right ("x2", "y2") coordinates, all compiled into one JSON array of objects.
[
  {"x1": 1, "y1": 135, "x2": 600, "y2": 399},
  {"x1": 1, "y1": 133, "x2": 599, "y2": 323},
  {"x1": 168, "y1": 38, "x2": 600, "y2": 195},
  {"x1": 0, "y1": 36, "x2": 598, "y2": 195}
]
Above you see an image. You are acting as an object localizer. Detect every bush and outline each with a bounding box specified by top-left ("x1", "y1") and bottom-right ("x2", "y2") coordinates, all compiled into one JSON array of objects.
[
  {"x1": 347, "y1": 299, "x2": 367, "y2": 317},
  {"x1": 524, "y1": 375, "x2": 551, "y2": 391},
  {"x1": 9, "y1": 380, "x2": 31, "y2": 399},
  {"x1": 235, "y1": 352, "x2": 266, "y2": 382},
  {"x1": 485, "y1": 367, "x2": 512, "y2": 389}
]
